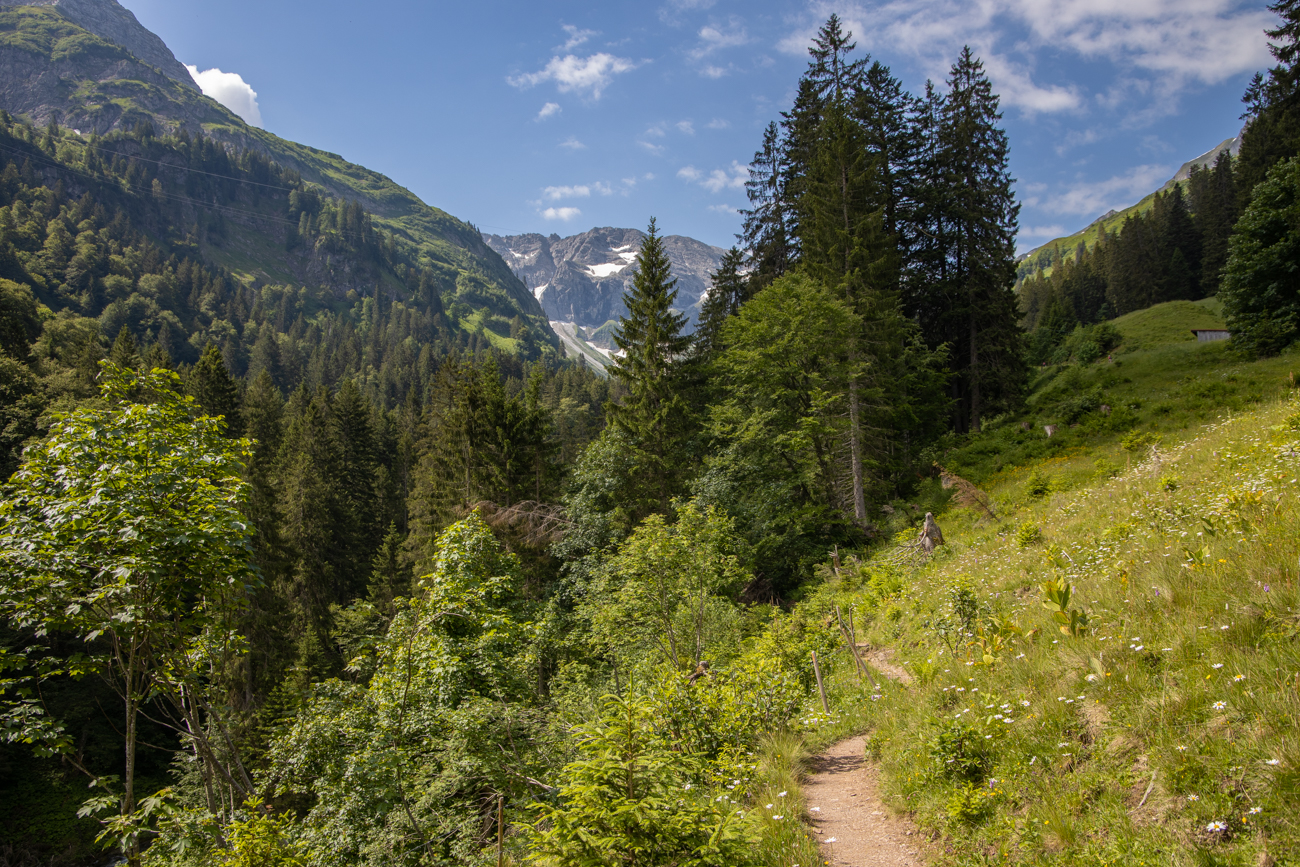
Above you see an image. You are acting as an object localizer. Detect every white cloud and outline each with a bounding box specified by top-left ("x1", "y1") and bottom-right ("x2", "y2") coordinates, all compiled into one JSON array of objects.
[
  {"x1": 639, "y1": 141, "x2": 666, "y2": 155},
  {"x1": 541, "y1": 206, "x2": 583, "y2": 221},
  {"x1": 544, "y1": 184, "x2": 591, "y2": 200},
  {"x1": 677, "y1": 120, "x2": 695, "y2": 135},
  {"x1": 592, "y1": 181, "x2": 615, "y2": 195},
  {"x1": 1019, "y1": 224, "x2": 1067, "y2": 238},
  {"x1": 691, "y1": 20, "x2": 750, "y2": 59},
  {"x1": 778, "y1": 0, "x2": 1272, "y2": 114},
  {"x1": 644, "y1": 123, "x2": 667, "y2": 138},
  {"x1": 706, "y1": 118, "x2": 730, "y2": 129},
  {"x1": 186, "y1": 65, "x2": 262, "y2": 127},
  {"x1": 537, "y1": 102, "x2": 562, "y2": 120},
  {"x1": 680, "y1": 161, "x2": 748, "y2": 193},
  {"x1": 1049, "y1": 164, "x2": 1171, "y2": 215},
  {"x1": 559, "y1": 137, "x2": 587, "y2": 150},
  {"x1": 509, "y1": 53, "x2": 638, "y2": 100},
  {"x1": 561, "y1": 25, "x2": 597, "y2": 50},
  {"x1": 708, "y1": 204, "x2": 740, "y2": 213}
]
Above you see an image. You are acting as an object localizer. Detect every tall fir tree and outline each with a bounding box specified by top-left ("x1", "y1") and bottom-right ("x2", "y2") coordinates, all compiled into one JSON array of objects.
[
  {"x1": 694, "y1": 247, "x2": 749, "y2": 357},
  {"x1": 607, "y1": 218, "x2": 693, "y2": 514},
  {"x1": 935, "y1": 47, "x2": 1024, "y2": 433},
  {"x1": 188, "y1": 342, "x2": 243, "y2": 436}
]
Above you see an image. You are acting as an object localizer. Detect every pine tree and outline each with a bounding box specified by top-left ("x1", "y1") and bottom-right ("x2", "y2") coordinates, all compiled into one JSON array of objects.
[
  {"x1": 934, "y1": 47, "x2": 1024, "y2": 433},
  {"x1": 693, "y1": 247, "x2": 748, "y2": 356},
  {"x1": 108, "y1": 324, "x2": 140, "y2": 370},
  {"x1": 741, "y1": 123, "x2": 794, "y2": 287},
  {"x1": 188, "y1": 342, "x2": 243, "y2": 436},
  {"x1": 1237, "y1": 0, "x2": 1300, "y2": 198},
  {"x1": 607, "y1": 218, "x2": 693, "y2": 512}
]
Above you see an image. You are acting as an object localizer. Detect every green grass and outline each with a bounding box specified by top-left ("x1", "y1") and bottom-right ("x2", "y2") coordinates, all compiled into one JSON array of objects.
[{"x1": 796, "y1": 338, "x2": 1300, "y2": 863}]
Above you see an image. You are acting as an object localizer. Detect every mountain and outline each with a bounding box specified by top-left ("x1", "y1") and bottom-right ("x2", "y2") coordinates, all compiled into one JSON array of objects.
[
  {"x1": 1017, "y1": 133, "x2": 1242, "y2": 279},
  {"x1": 483, "y1": 227, "x2": 726, "y2": 364},
  {"x1": 0, "y1": 0, "x2": 198, "y2": 90},
  {"x1": 0, "y1": 0, "x2": 552, "y2": 348}
]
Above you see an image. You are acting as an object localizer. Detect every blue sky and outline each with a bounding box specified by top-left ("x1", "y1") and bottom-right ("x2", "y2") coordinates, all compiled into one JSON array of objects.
[{"x1": 124, "y1": 0, "x2": 1275, "y2": 252}]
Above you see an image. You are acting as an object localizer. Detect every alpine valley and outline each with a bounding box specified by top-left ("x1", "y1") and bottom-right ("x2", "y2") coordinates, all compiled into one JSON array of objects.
[{"x1": 4, "y1": 3, "x2": 1300, "y2": 867}]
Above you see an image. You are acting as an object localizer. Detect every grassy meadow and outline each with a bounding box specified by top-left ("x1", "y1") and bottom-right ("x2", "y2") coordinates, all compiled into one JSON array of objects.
[{"x1": 783, "y1": 302, "x2": 1300, "y2": 865}]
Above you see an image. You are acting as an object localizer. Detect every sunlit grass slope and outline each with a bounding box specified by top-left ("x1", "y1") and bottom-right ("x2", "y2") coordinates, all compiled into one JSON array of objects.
[{"x1": 803, "y1": 320, "x2": 1300, "y2": 864}]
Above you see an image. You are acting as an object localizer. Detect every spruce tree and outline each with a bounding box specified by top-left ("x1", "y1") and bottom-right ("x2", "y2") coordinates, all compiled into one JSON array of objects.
[
  {"x1": 935, "y1": 47, "x2": 1024, "y2": 433},
  {"x1": 188, "y1": 342, "x2": 243, "y2": 436},
  {"x1": 108, "y1": 324, "x2": 140, "y2": 370},
  {"x1": 607, "y1": 218, "x2": 693, "y2": 512},
  {"x1": 693, "y1": 247, "x2": 748, "y2": 356},
  {"x1": 741, "y1": 123, "x2": 794, "y2": 287}
]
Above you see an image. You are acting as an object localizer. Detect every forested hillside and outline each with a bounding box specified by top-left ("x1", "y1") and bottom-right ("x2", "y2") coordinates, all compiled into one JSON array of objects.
[
  {"x1": 2, "y1": 3, "x2": 1300, "y2": 867},
  {"x1": 0, "y1": 3, "x2": 548, "y2": 338}
]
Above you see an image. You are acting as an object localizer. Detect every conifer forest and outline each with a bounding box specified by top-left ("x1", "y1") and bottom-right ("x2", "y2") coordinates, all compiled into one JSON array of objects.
[{"x1": 4, "y1": 6, "x2": 1300, "y2": 867}]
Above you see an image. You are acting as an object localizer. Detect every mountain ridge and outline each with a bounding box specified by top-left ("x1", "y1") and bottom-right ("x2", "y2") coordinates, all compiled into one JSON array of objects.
[
  {"x1": 0, "y1": 0, "x2": 551, "y2": 345},
  {"x1": 484, "y1": 226, "x2": 725, "y2": 332}
]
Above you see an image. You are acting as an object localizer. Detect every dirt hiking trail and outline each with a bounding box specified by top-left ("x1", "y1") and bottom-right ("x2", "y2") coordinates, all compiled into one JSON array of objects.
[{"x1": 803, "y1": 735, "x2": 927, "y2": 867}]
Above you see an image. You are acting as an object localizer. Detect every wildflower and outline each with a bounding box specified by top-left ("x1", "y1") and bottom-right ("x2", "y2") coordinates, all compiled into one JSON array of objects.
[
  {"x1": 1212, "y1": 663, "x2": 1224, "y2": 669},
  {"x1": 1213, "y1": 701, "x2": 1227, "y2": 710},
  {"x1": 1188, "y1": 794, "x2": 1200, "y2": 801},
  {"x1": 1266, "y1": 759, "x2": 1280, "y2": 766},
  {"x1": 1021, "y1": 700, "x2": 1031, "y2": 707},
  {"x1": 1206, "y1": 821, "x2": 1227, "y2": 833},
  {"x1": 810, "y1": 806, "x2": 821, "y2": 812},
  {"x1": 1057, "y1": 742, "x2": 1070, "y2": 747},
  {"x1": 766, "y1": 804, "x2": 773, "y2": 810},
  {"x1": 1234, "y1": 674, "x2": 1246, "y2": 682},
  {"x1": 1176, "y1": 745, "x2": 1187, "y2": 752},
  {"x1": 1248, "y1": 807, "x2": 1262, "y2": 815},
  {"x1": 1221, "y1": 625, "x2": 1229, "y2": 630},
  {"x1": 778, "y1": 791, "x2": 787, "y2": 798},
  {"x1": 826, "y1": 837, "x2": 837, "y2": 843},
  {"x1": 773, "y1": 815, "x2": 784, "y2": 820},
  {"x1": 683, "y1": 783, "x2": 691, "y2": 790}
]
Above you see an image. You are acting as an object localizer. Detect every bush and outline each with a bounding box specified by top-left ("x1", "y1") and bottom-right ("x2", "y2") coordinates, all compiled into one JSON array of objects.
[
  {"x1": 1015, "y1": 522, "x2": 1042, "y2": 547},
  {"x1": 526, "y1": 696, "x2": 759, "y2": 866},
  {"x1": 1025, "y1": 470, "x2": 1052, "y2": 499},
  {"x1": 931, "y1": 722, "x2": 993, "y2": 782}
]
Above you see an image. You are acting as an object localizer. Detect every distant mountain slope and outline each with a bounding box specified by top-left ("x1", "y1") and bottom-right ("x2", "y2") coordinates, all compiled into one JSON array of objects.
[
  {"x1": 483, "y1": 226, "x2": 726, "y2": 333},
  {"x1": 0, "y1": 1, "x2": 550, "y2": 344},
  {"x1": 1017, "y1": 134, "x2": 1242, "y2": 282}
]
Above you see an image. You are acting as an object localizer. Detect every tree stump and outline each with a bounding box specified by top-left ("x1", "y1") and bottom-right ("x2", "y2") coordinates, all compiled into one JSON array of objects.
[
  {"x1": 919, "y1": 512, "x2": 945, "y2": 554},
  {"x1": 1044, "y1": 424, "x2": 1058, "y2": 437}
]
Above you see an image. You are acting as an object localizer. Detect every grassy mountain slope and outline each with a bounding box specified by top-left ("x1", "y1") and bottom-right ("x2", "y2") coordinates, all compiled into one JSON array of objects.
[
  {"x1": 1018, "y1": 137, "x2": 1239, "y2": 285},
  {"x1": 0, "y1": 5, "x2": 549, "y2": 339},
  {"x1": 783, "y1": 303, "x2": 1300, "y2": 864}
]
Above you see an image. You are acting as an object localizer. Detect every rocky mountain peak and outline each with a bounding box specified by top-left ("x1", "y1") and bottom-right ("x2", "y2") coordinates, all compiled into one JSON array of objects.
[
  {"x1": 483, "y1": 226, "x2": 726, "y2": 333},
  {"x1": 0, "y1": 0, "x2": 198, "y2": 91}
]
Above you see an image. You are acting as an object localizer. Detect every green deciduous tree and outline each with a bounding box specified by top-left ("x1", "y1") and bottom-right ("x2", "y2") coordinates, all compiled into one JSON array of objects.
[{"x1": 0, "y1": 363, "x2": 256, "y2": 862}]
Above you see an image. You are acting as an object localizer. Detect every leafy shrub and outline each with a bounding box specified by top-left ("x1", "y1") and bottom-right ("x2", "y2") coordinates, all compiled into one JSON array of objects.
[
  {"x1": 1160, "y1": 474, "x2": 1180, "y2": 492},
  {"x1": 526, "y1": 696, "x2": 759, "y2": 866},
  {"x1": 931, "y1": 722, "x2": 993, "y2": 782},
  {"x1": 946, "y1": 783, "x2": 997, "y2": 824}
]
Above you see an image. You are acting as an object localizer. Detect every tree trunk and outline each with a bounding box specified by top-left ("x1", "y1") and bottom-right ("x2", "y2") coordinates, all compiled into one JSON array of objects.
[
  {"x1": 124, "y1": 643, "x2": 139, "y2": 866},
  {"x1": 848, "y1": 368, "x2": 867, "y2": 525},
  {"x1": 968, "y1": 303, "x2": 981, "y2": 433}
]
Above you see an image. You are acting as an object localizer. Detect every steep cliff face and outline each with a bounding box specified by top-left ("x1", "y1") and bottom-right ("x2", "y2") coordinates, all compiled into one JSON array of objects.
[
  {"x1": 484, "y1": 227, "x2": 726, "y2": 332},
  {"x1": 0, "y1": 0, "x2": 197, "y2": 89}
]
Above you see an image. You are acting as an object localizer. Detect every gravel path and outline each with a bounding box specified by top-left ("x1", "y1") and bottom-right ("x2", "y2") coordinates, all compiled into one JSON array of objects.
[{"x1": 803, "y1": 736, "x2": 927, "y2": 867}]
